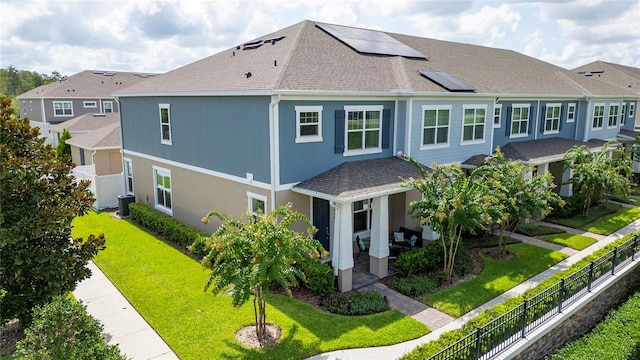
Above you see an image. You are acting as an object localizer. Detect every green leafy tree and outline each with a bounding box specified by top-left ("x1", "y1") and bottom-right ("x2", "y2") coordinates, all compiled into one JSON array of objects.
[
  {"x1": 56, "y1": 129, "x2": 72, "y2": 159},
  {"x1": 196, "y1": 203, "x2": 326, "y2": 345},
  {"x1": 563, "y1": 141, "x2": 631, "y2": 214},
  {"x1": 400, "y1": 155, "x2": 489, "y2": 281},
  {"x1": 473, "y1": 148, "x2": 563, "y2": 253},
  {"x1": 0, "y1": 95, "x2": 104, "y2": 325}
]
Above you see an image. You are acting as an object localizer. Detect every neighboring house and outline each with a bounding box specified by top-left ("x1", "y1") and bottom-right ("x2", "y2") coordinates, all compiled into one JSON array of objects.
[
  {"x1": 17, "y1": 70, "x2": 155, "y2": 145},
  {"x1": 50, "y1": 113, "x2": 124, "y2": 210},
  {"x1": 115, "y1": 20, "x2": 639, "y2": 291}
]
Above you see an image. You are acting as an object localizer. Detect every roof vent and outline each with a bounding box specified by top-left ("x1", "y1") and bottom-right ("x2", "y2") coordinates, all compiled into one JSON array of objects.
[{"x1": 245, "y1": 72, "x2": 252, "y2": 78}]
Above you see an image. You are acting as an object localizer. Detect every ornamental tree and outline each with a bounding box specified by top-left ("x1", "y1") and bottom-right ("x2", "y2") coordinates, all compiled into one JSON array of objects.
[
  {"x1": 563, "y1": 141, "x2": 631, "y2": 214},
  {"x1": 472, "y1": 148, "x2": 563, "y2": 253},
  {"x1": 400, "y1": 155, "x2": 489, "y2": 281},
  {"x1": 195, "y1": 203, "x2": 326, "y2": 346},
  {"x1": 55, "y1": 128, "x2": 72, "y2": 159},
  {"x1": 0, "y1": 95, "x2": 104, "y2": 325}
]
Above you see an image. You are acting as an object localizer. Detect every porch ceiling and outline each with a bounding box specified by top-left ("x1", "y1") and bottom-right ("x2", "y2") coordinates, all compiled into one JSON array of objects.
[
  {"x1": 292, "y1": 157, "x2": 423, "y2": 202},
  {"x1": 500, "y1": 138, "x2": 606, "y2": 165}
]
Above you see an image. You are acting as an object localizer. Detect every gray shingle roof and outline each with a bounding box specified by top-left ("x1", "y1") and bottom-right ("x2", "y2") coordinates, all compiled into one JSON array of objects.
[
  {"x1": 65, "y1": 121, "x2": 121, "y2": 150},
  {"x1": 573, "y1": 61, "x2": 640, "y2": 94},
  {"x1": 115, "y1": 21, "x2": 635, "y2": 97},
  {"x1": 49, "y1": 112, "x2": 119, "y2": 133},
  {"x1": 500, "y1": 138, "x2": 606, "y2": 163},
  {"x1": 293, "y1": 157, "x2": 422, "y2": 201},
  {"x1": 17, "y1": 70, "x2": 157, "y2": 99}
]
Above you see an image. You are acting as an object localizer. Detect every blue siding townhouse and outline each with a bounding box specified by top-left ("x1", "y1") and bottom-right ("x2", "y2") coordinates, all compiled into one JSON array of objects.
[{"x1": 115, "y1": 21, "x2": 639, "y2": 291}]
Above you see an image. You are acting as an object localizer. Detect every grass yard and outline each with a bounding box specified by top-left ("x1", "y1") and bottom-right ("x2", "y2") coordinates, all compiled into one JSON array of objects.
[
  {"x1": 72, "y1": 212, "x2": 429, "y2": 360},
  {"x1": 584, "y1": 207, "x2": 640, "y2": 236},
  {"x1": 551, "y1": 202, "x2": 621, "y2": 229},
  {"x1": 541, "y1": 233, "x2": 597, "y2": 250},
  {"x1": 424, "y1": 244, "x2": 567, "y2": 317}
]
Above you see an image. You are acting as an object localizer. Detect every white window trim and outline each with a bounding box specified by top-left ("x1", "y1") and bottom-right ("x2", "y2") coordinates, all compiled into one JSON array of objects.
[
  {"x1": 124, "y1": 157, "x2": 134, "y2": 195},
  {"x1": 629, "y1": 103, "x2": 635, "y2": 118},
  {"x1": 493, "y1": 104, "x2": 502, "y2": 128},
  {"x1": 295, "y1": 105, "x2": 323, "y2": 143},
  {"x1": 460, "y1": 104, "x2": 487, "y2": 145},
  {"x1": 510, "y1": 104, "x2": 530, "y2": 139},
  {"x1": 592, "y1": 103, "x2": 605, "y2": 130},
  {"x1": 53, "y1": 101, "x2": 73, "y2": 117},
  {"x1": 420, "y1": 104, "x2": 451, "y2": 150},
  {"x1": 543, "y1": 103, "x2": 561, "y2": 135},
  {"x1": 566, "y1": 103, "x2": 576, "y2": 123},
  {"x1": 343, "y1": 105, "x2": 383, "y2": 157},
  {"x1": 159, "y1": 103, "x2": 172, "y2": 145},
  {"x1": 103, "y1": 101, "x2": 114, "y2": 113},
  {"x1": 607, "y1": 103, "x2": 620, "y2": 129},
  {"x1": 83, "y1": 101, "x2": 97, "y2": 108},
  {"x1": 247, "y1": 192, "x2": 267, "y2": 217},
  {"x1": 153, "y1": 165, "x2": 172, "y2": 215}
]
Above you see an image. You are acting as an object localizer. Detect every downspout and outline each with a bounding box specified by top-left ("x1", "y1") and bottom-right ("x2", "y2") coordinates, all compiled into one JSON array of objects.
[
  {"x1": 329, "y1": 200, "x2": 340, "y2": 276},
  {"x1": 115, "y1": 96, "x2": 127, "y2": 192},
  {"x1": 269, "y1": 94, "x2": 281, "y2": 212},
  {"x1": 583, "y1": 94, "x2": 592, "y2": 142}
]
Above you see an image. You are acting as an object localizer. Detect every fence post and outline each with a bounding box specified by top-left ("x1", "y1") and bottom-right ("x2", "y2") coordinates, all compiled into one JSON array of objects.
[
  {"x1": 521, "y1": 299, "x2": 528, "y2": 338},
  {"x1": 588, "y1": 261, "x2": 594, "y2": 292},
  {"x1": 558, "y1": 279, "x2": 565, "y2": 313},
  {"x1": 475, "y1": 326, "x2": 483, "y2": 360},
  {"x1": 611, "y1": 247, "x2": 618, "y2": 275}
]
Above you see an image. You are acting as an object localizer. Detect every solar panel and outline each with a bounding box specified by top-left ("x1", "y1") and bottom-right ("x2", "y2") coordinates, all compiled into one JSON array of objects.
[
  {"x1": 316, "y1": 22, "x2": 427, "y2": 59},
  {"x1": 419, "y1": 71, "x2": 476, "y2": 92}
]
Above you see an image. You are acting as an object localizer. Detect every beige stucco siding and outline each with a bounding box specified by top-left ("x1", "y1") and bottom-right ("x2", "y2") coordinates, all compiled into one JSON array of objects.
[
  {"x1": 70, "y1": 145, "x2": 92, "y2": 166},
  {"x1": 274, "y1": 190, "x2": 312, "y2": 233}
]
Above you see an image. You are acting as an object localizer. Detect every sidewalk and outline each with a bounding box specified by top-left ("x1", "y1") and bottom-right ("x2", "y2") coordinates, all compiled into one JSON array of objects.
[
  {"x1": 73, "y1": 262, "x2": 178, "y2": 360},
  {"x1": 307, "y1": 218, "x2": 640, "y2": 360}
]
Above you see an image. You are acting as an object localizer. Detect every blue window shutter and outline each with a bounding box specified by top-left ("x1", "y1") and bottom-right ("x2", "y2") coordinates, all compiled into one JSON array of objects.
[
  {"x1": 335, "y1": 110, "x2": 345, "y2": 153},
  {"x1": 559, "y1": 106, "x2": 563, "y2": 131},
  {"x1": 382, "y1": 109, "x2": 391, "y2": 149},
  {"x1": 505, "y1": 106, "x2": 512, "y2": 136},
  {"x1": 528, "y1": 106, "x2": 534, "y2": 134},
  {"x1": 540, "y1": 106, "x2": 546, "y2": 133}
]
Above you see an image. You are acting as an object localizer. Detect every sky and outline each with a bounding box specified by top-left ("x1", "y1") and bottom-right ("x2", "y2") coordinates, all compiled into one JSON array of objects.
[{"x1": 1, "y1": 0, "x2": 639, "y2": 77}]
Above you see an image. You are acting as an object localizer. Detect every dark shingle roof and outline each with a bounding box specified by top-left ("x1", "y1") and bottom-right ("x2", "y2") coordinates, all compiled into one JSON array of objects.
[
  {"x1": 293, "y1": 157, "x2": 422, "y2": 201},
  {"x1": 500, "y1": 138, "x2": 606, "y2": 163}
]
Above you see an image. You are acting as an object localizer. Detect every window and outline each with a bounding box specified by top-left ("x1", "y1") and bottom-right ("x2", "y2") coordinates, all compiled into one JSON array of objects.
[
  {"x1": 462, "y1": 106, "x2": 486, "y2": 143},
  {"x1": 592, "y1": 104, "x2": 605, "y2": 129},
  {"x1": 353, "y1": 199, "x2": 372, "y2": 233},
  {"x1": 159, "y1": 104, "x2": 172, "y2": 145},
  {"x1": 567, "y1": 103, "x2": 576, "y2": 123},
  {"x1": 124, "y1": 158, "x2": 134, "y2": 194},
  {"x1": 493, "y1": 104, "x2": 502, "y2": 128},
  {"x1": 247, "y1": 192, "x2": 267, "y2": 217},
  {"x1": 421, "y1": 105, "x2": 450, "y2": 148},
  {"x1": 621, "y1": 104, "x2": 626, "y2": 125},
  {"x1": 153, "y1": 166, "x2": 172, "y2": 214},
  {"x1": 79, "y1": 148, "x2": 85, "y2": 165},
  {"x1": 345, "y1": 105, "x2": 382, "y2": 155},
  {"x1": 630, "y1": 103, "x2": 635, "y2": 118},
  {"x1": 83, "y1": 101, "x2": 97, "y2": 108},
  {"x1": 103, "y1": 101, "x2": 113, "y2": 113},
  {"x1": 295, "y1": 106, "x2": 323, "y2": 143},
  {"x1": 53, "y1": 101, "x2": 73, "y2": 116},
  {"x1": 510, "y1": 104, "x2": 530, "y2": 137},
  {"x1": 608, "y1": 104, "x2": 619, "y2": 127},
  {"x1": 544, "y1": 104, "x2": 561, "y2": 134}
]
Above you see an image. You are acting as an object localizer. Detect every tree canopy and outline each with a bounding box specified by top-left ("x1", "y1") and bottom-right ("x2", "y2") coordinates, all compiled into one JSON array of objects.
[
  {"x1": 0, "y1": 95, "x2": 104, "y2": 325},
  {"x1": 0, "y1": 65, "x2": 64, "y2": 98}
]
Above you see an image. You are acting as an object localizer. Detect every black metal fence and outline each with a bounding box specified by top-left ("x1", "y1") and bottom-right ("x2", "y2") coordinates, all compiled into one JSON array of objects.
[{"x1": 427, "y1": 234, "x2": 640, "y2": 360}]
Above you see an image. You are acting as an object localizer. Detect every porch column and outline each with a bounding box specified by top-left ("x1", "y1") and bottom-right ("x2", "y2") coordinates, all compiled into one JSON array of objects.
[
  {"x1": 369, "y1": 196, "x2": 390, "y2": 278},
  {"x1": 537, "y1": 163, "x2": 548, "y2": 176},
  {"x1": 333, "y1": 201, "x2": 354, "y2": 292},
  {"x1": 559, "y1": 160, "x2": 573, "y2": 197}
]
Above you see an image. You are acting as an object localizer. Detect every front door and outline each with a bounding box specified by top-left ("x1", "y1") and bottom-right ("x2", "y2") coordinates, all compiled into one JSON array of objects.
[{"x1": 312, "y1": 197, "x2": 330, "y2": 252}]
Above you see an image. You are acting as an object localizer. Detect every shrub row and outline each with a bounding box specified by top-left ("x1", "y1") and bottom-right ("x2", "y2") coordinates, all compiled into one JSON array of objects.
[
  {"x1": 395, "y1": 241, "x2": 443, "y2": 277},
  {"x1": 325, "y1": 290, "x2": 389, "y2": 316},
  {"x1": 392, "y1": 275, "x2": 441, "y2": 297},
  {"x1": 129, "y1": 203, "x2": 209, "y2": 256},
  {"x1": 297, "y1": 258, "x2": 335, "y2": 295},
  {"x1": 516, "y1": 223, "x2": 566, "y2": 237}
]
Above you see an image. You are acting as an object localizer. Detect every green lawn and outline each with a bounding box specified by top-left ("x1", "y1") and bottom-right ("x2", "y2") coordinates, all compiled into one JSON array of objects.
[
  {"x1": 584, "y1": 207, "x2": 640, "y2": 236},
  {"x1": 542, "y1": 233, "x2": 597, "y2": 250},
  {"x1": 72, "y1": 212, "x2": 429, "y2": 359},
  {"x1": 552, "y1": 203, "x2": 621, "y2": 229},
  {"x1": 424, "y1": 244, "x2": 567, "y2": 317}
]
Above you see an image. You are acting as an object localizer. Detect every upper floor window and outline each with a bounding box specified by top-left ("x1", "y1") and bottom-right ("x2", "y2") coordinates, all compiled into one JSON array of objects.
[
  {"x1": 153, "y1": 166, "x2": 172, "y2": 215},
  {"x1": 83, "y1": 101, "x2": 97, "y2": 108},
  {"x1": 608, "y1": 104, "x2": 619, "y2": 128},
  {"x1": 566, "y1": 103, "x2": 576, "y2": 123},
  {"x1": 295, "y1": 106, "x2": 323, "y2": 143},
  {"x1": 421, "y1": 105, "x2": 450, "y2": 149},
  {"x1": 510, "y1": 104, "x2": 530, "y2": 138},
  {"x1": 544, "y1": 104, "x2": 561, "y2": 134},
  {"x1": 592, "y1": 104, "x2": 605, "y2": 129},
  {"x1": 493, "y1": 104, "x2": 502, "y2": 128},
  {"x1": 53, "y1": 101, "x2": 73, "y2": 117},
  {"x1": 629, "y1": 103, "x2": 635, "y2": 118},
  {"x1": 124, "y1": 158, "x2": 134, "y2": 194},
  {"x1": 103, "y1": 101, "x2": 113, "y2": 113},
  {"x1": 621, "y1": 104, "x2": 626, "y2": 125},
  {"x1": 345, "y1": 105, "x2": 382, "y2": 155},
  {"x1": 462, "y1": 106, "x2": 486, "y2": 144},
  {"x1": 159, "y1": 104, "x2": 172, "y2": 145},
  {"x1": 247, "y1": 192, "x2": 267, "y2": 218}
]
